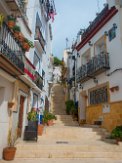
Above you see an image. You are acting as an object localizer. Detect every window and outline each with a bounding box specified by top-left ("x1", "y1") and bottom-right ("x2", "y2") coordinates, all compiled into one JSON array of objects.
[
  {"x1": 33, "y1": 52, "x2": 40, "y2": 72},
  {"x1": 89, "y1": 85, "x2": 108, "y2": 105},
  {"x1": 33, "y1": 94, "x2": 38, "y2": 109},
  {"x1": 42, "y1": 70, "x2": 45, "y2": 86},
  {"x1": 108, "y1": 27, "x2": 116, "y2": 41},
  {"x1": 82, "y1": 49, "x2": 91, "y2": 65},
  {"x1": 95, "y1": 36, "x2": 106, "y2": 55}
]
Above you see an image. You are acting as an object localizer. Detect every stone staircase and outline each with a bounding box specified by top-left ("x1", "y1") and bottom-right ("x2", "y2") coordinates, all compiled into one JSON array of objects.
[{"x1": 15, "y1": 84, "x2": 122, "y2": 160}]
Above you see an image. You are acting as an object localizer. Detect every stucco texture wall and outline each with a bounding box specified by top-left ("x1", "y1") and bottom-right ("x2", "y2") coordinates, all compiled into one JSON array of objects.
[{"x1": 86, "y1": 101, "x2": 122, "y2": 132}]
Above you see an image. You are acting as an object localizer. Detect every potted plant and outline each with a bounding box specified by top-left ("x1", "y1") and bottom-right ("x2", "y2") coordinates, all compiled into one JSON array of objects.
[
  {"x1": 7, "y1": 15, "x2": 16, "y2": 29},
  {"x1": 43, "y1": 111, "x2": 57, "y2": 126},
  {"x1": 13, "y1": 25, "x2": 21, "y2": 39},
  {"x1": 3, "y1": 129, "x2": 17, "y2": 160},
  {"x1": 18, "y1": 32, "x2": 24, "y2": 43},
  {"x1": 22, "y1": 38, "x2": 34, "y2": 52},
  {"x1": 111, "y1": 126, "x2": 122, "y2": 145},
  {"x1": 27, "y1": 110, "x2": 38, "y2": 126}
]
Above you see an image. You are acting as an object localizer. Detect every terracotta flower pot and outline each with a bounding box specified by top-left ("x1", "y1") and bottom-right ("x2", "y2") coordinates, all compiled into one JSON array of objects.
[
  {"x1": 3, "y1": 147, "x2": 16, "y2": 161},
  {"x1": 7, "y1": 21, "x2": 15, "y2": 29},
  {"x1": 23, "y1": 42, "x2": 30, "y2": 52},
  {"x1": 14, "y1": 31, "x2": 20, "y2": 39},
  {"x1": 18, "y1": 33, "x2": 24, "y2": 42},
  {"x1": 47, "y1": 120, "x2": 54, "y2": 126},
  {"x1": 116, "y1": 138, "x2": 121, "y2": 145},
  {"x1": 38, "y1": 124, "x2": 44, "y2": 136}
]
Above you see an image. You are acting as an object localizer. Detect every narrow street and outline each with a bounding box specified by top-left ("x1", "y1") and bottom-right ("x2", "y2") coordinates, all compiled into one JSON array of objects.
[
  {"x1": 1, "y1": 0, "x2": 122, "y2": 162},
  {"x1": 1, "y1": 84, "x2": 122, "y2": 163}
]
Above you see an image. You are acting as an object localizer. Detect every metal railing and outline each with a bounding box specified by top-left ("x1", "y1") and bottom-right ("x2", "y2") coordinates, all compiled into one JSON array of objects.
[
  {"x1": 39, "y1": 0, "x2": 56, "y2": 20},
  {"x1": 0, "y1": 22, "x2": 24, "y2": 72},
  {"x1": 76, "y1": 52, "x2": 109, "y2": 82},
  {"x1": 81, "y1": 5, "x2": 108, "y2": 40},
  {"x1": 34, "y1": 71, "x2": 43, "y2": 90},
  {"x1": 24, "y1": 57, "x2": 35, "y2": 80}
]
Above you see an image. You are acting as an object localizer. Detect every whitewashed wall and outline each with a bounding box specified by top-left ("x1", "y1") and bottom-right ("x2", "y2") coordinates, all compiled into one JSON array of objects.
[
  {"x1": 0, "y1": 76, "x2": 13, "y2": 159},
  {"x1": 77, "y1": 11, "x2": 122, "y2": 104}
]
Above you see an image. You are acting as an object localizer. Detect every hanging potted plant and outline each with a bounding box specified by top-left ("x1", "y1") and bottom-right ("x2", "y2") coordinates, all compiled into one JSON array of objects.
[
  {"x1": 13, "y1": 25, "x2": 21, "y2": 39},
  {"x1": 3, "y1": 129, "x2": 17, "y2": 160},
  {"x1": 7, "y1": 15, "x2": 16, "y2": 29},
  {"x1": 22, "y1": 38, "x2": 34, "y2": 52},
  {"x1": 18, "y1": 32, "x2": 24, "y2": 43}
]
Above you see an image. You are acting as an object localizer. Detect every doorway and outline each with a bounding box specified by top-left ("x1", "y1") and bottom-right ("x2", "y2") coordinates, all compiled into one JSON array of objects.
[
  {"x1": 18, "y1": 96, "x2": 25, "y2": 137},
  {"x1": 79, "y1": 91, "x2": 87, "y2": 122}
]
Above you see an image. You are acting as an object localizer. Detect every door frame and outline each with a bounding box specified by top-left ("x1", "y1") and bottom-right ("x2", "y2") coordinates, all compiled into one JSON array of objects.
[
  {"x1": 18, "y1": 90, "x2": 28, "y2": 139},
  {"x1": 79, "y1": 90, "x2": 87, "y2": 122}
]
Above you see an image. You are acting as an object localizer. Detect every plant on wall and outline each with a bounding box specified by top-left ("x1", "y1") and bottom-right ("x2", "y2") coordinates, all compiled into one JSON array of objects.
[
  {"x1": 0, "y1": 14, "x2": 4, "y2": 27},
  {"x1": 7, "y1": 15, "x2": 16, "y2": 29},
  {"x1": 65, "y1": 100, "x2": 75, "y2": 115}
]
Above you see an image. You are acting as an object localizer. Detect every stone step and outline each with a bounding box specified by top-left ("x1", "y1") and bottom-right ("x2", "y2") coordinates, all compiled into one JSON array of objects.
[
  {"x1": 15, "y1": 150, "x2": 122, "y2": 159},
  {"x1": 16, "y1": 144, "x2": 122, "y2": 151}
]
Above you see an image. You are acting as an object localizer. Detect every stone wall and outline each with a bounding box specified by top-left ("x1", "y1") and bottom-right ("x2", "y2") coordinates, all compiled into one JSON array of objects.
[{"x1": 86, "y1": 101, "x2": 122, "y2": 132}]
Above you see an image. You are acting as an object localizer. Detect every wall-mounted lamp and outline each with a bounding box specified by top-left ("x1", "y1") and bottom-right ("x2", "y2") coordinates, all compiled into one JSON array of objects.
[
  {"x1": 113, "y1": 23, "x2": 117, "y2": 29},
  {"x1": 88, "y1": 41, "x2": 93, "y2": 46},
  {"x1": 93, "y1": 77, "x2": 98, "y2": 84},
  {"x1": 77, "y1": 53, "x2": 80, "y2": 57},
  {"x1": 104, "y1": 31, "x2": 108, "y2": 36}
]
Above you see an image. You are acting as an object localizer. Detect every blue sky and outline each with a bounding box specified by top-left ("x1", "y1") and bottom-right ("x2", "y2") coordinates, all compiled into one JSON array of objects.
[{"x1": 52, "y1": 0, "x2": 106, "y2": 59}]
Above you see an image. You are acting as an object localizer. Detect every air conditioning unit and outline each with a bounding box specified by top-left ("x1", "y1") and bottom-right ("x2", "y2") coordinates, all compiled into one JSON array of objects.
[{"x1": 115, "y1": 0, "x2": 122, "y2": 7}]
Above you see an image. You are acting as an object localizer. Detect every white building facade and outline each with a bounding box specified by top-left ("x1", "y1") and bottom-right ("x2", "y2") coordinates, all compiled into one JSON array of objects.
[
  {"x1": 26, "y1": 0, "x2": 55, "y2": 112},
  {"x1": 68, "y1": 0, "x2": 122, "y2": 131},
  {"x1": 0, "y1": 0, "x2": 56, "y2": 159}
]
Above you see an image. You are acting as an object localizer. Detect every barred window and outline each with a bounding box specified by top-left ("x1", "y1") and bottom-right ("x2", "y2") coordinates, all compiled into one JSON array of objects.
[{"x1": 89, "y1": 86, "x2": 108, "y2": 105}]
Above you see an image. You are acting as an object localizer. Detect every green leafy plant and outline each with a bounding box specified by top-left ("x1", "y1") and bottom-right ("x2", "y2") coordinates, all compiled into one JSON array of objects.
[
  {"x1": 13, "y1": 25, "x2": 21, "y2": 32},
  {"x1": 24, "y1": 38, "x2": 34, "y2": 48},
  {"x1": 27, "y1": 110, "x2": 38, "y2": 121},
  {"x1": 42, "y1": 110, "x2": 57, "y2": 124},
  {"x1": 53, "y1": 57, "x2": 62, "y2": 66},
  {"x1": 65, "y1": 100, "x2": 75, "y2": 115},
  {"x1": 7, "y1": 15, "x2": 16, "y2": 21},
  {"x1": 111, "y1": 126, "x2": 122, "y2": 139},
  {"x1": 8, "y1": 129, "x2": 18, "y2": 147}
]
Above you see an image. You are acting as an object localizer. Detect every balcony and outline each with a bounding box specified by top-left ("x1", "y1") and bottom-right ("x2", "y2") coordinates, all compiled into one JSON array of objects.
[
  {"x1": 39, "y1": 0, "x2": 56, "y2": 21},
  {"x1": 76, "y1": 5, "x2": 118, "y2": 51},
  {"x1": 81, "y1": 5, "x2": 109, "y2": 41},
  {"x1": 76, "y1": 52, "x2": 110, "y2": 83},
  {"x1": 34, "y1": 27, "x2": 45, "y2": 53},
  {"x1": 0, "y1": 22, "x2": 24, "y2": 76},
  {"x1": 34, "y1": 71, "x2": 43, "y2": 90},
  {"x1": 24, "y1": 57, "x2": 35, "y2": 80},
  {"x1": 5, "y1": 0, "x2": 26, "y2": 16}
]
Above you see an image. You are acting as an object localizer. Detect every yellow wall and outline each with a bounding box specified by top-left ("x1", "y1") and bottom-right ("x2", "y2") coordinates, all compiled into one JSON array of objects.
[{"x1": 86, "y1": 101, "x2": 122, "y2": 132}]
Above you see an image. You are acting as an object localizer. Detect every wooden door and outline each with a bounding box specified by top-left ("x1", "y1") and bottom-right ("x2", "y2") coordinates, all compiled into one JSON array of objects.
[{"x1": 18, "y1": 96, "x2": 25, "y2": 137}]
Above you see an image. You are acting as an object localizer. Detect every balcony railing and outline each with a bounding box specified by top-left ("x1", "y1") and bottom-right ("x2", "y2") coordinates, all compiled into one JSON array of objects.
[
  {"x1": 24, "y1": 57, "x2": 35, "y2": 80},
  {"x1": 76, "y1": 52, "x2": 110, "y2": 83},
  {"x1": 39, "y1": 0, "x2": 56, "y2": 21},
  {"x1": 35, "y1": 27, "x2": 45, "y2": 51},
  {"x1": 5, "y1": 0, "x2": 27, "y2": 17},
  {"x1": 81, "y1": 5, "x2": 108, "y2": 41},
  {"x1": 0, "y1": 22, "x2": 24, "y2": 72},
  {"x1": 34, "y1": 71, "x2": 43, "y2": 90}
]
